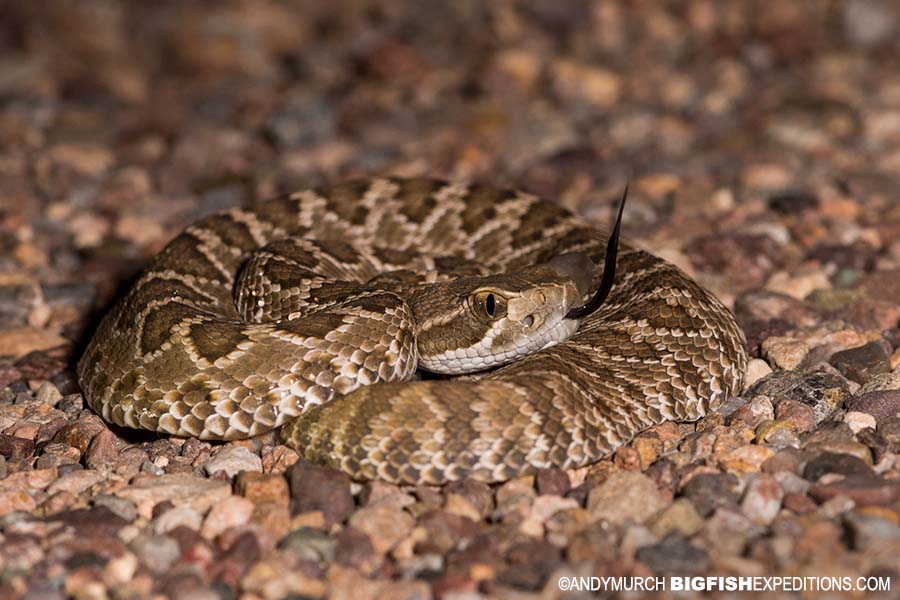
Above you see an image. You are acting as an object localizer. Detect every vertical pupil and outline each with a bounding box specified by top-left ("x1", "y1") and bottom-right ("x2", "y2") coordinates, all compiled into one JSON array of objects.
[{"x1": 485, "y1": 294, "x2": 495, "y2": 316}]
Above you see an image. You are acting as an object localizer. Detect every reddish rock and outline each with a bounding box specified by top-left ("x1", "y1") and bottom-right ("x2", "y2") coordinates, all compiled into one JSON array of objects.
[
  {"x1": 0, "y1": 435, "x2": 34, "y2": 460},
  {"x1": 52, "y1": 414, "x2": 107, "y2": 454},
  {"x1": 417, "y1": 511, "x2": 480, "y2": 554},
  {"x1": 802, "y1": 452, "x2": 873, "y2": 481},
  {"x1": 846, "y1": 391, "x2": 900, "y2": 421},
  {"x1": 741, "y1": 474, "x2": 784, "y2": 525},
  {"x1": 83, "y1": 429, "x2": 122, "y2": 471},
  {"x1": 829, "y1": 341, "x2": 892, "y2": 384},
  {"x1": 774, "y1": 399, "x2": 817, "y2": 434},
  {"x1": 115, "y1": 473, "x2": 232, "y2": 519},
  {"x1": 810, "y1": 476, "x2": 900, "y2": 506},
  {"x1": 288, "y1": 462, "x2": 354, "y2": 526},
  {"x1": 444, "y1": 479, "x2": 495, "y2": 520},
  {"x1": 535, "y1": 468, "x2": 571, "y2": 496},
  {"x1": 235, "y1": 472, "x2": 290, "y2": 507},
  {"x1": 334, "y1": 526, "x2": 379, "y2": 572},
  {"x1": 782, "y1": 493, "x2": 818, "y2": 514}
]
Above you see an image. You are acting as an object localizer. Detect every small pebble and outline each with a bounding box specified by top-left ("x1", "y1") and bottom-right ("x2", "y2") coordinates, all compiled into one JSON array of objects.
[
  {"x1": 649, "y1": 498, "x2": 704, "y2": 537},
  {"x1": 348, "y1": 504, "x2": 415, "y2": 555},
  {"x1": 846, "y1": 390, "x2": 900, "y2": 421},
  {"x1": 700, "y1": 508, "x2": 764, "y2": 556},
  {"x1": 535, "y1": 468, "x2": 570, "y2": 496},
  {"x1": 115, "y1": 473, "x2": 232, "y2": 519},
  {"x1": 200, "y1": 495, "x2": 255, "y2": 539},
  {"x1": 288, "y1": 462, "x2": 354, "y2": 526},
  {"x1": 129, "y1": 533, "x2": 181, "y2": 573},
  {"x1": 202, "y1": 445, "x2": 262, "y2": 478},
  {"x1": 749, "y1": 370, "x2": 851, "y2": 424},
  {"x1": 762, "y1": 337, "x2": 810, "y2": 370},
  {"x1": 587, "y1": 471, "x2": 667, "y2": 524},
  {"x1": 35, "y1": 382, "x2": 63, "y2": 407},
  {"x1": 52, "y1": 414, "x2": 107, "y2": 454},
  {"x1": 829, "y1": 341, "x2": 892, "y2": 384},
  {"x1": 279, "y1": 527, "x2": 337, "y2": 562},
  {"x1": 755, "y1": 419, "x2": 799, "y2": 446},
  {"x1": 417, "y1": 510, "x2": 481, "y2": 554},
  {"x1": 153, "y1": 505, "x2": 202, "y2": 534},
  {"x1": 772, "y1": 471, "x2": 810, "y2": 495},
  {"x1": 743, "y1": 359, "x2": 774, "y2": 391},
  {"x1": 93, "y1": 494, "x2": 138, "y2": 522},
  {"x1": 802, "y1": 425, "x2": 873, "y2": 464},
  {"x1": 636, "y1": 532, "x2": 710, "y2": 575},
  {"x1": 83, "y1": 429, "x2": 122, "y2": 471},
  {"x1": 334, "y1": 526, "x2": 379, "y2": 572},
  {"x1": 844, "y1": 509, "x2": 900, "y2": 550},
  {"x1": 720, "y1": 445, "x2": 776, "y2": 473},
  {"x1": 444, "y1": 479, "x2": 494, "y2": 520},
  {"x1": 235, "y1": 471, "x2": 290, "y2": 507},
  {"x1": 810, "y1": 476, "x2": 900, "y2": 506},
  {"x1": 774, "y1": 399, "x2": 817, "y2": 434},
  {"x1": 728, "y1": 395, "x2": 775, "y2": 428},
  {"x1": 741, "y1": 474, "x2": 784, "y2": 525},
  {"x1": 681, "y1": 473, "x2": 741, "y2": 517},
  {"x1": 783, "y1": 492, "x2": 818, "y2": 514},
  {"x1": 844, "y1": 0, "x2": 899, "y2": 47},
  {"x1": 844, "y1": 410, "x2": 877, "y2": 433}
]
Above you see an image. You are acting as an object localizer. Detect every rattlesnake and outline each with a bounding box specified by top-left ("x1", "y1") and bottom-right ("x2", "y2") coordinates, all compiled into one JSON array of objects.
[{"x1": 78, "y1": 177, "x2": 747, "y2": 484}]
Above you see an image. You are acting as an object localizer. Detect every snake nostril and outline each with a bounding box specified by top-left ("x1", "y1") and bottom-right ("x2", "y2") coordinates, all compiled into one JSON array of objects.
[{"x1": 523, "y1": 314, "x2": 535, "y2": 327}]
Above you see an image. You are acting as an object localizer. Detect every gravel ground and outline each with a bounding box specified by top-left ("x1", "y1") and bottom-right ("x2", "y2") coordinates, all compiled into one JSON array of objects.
[{"x1": 2, "y1": 1, "x2": 900, "y2": 599}]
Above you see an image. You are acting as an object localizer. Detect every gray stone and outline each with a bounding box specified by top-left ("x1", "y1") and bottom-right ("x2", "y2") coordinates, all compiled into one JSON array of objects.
[
  {"x1": 844, "y1": 0, "x2": 898, "y2": 47},
  {"x1": 636, "y1": 532, "x2": 709, "y2": 575},
  {"x1": 129, "y1": 533, "x2": 181, "y2": 573},
  {"x1": 279, "y1": 527, "x2": 337, "y2": 562},
  {"x1": 202, "y1": 445, "x2": 262, "y2": 478},
  {"x1": 681, "y1": 473, "x2": 740, "y2": 517},
  {"x1": 803, "y1": 452, "x2": 873, "y2": 481},
  {"x1": 844, "y1": 510, "x2": 900, "y2": 550},
  {"x1": 748, "y1": 369, "x2": 851, "y2": 424}
]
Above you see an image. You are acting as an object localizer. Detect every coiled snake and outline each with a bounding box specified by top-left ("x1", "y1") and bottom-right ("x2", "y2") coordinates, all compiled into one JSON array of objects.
[{"x1": 78, "y1": 178, "x2": 747, "y2": 484}]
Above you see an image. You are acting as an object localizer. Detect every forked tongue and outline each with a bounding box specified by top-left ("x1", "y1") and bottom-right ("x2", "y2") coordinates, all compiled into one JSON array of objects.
[{"x1": 562, "y1": 183, "x2": 629, "y2": 320}]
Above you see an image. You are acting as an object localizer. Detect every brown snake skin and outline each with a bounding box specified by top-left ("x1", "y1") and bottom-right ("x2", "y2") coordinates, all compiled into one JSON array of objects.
[{"x1": 78, "y1": 177, "x2": 748, "y2": 484}]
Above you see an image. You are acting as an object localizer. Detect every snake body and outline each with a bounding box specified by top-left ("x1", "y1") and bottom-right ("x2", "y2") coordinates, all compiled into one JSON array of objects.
[{"x1": 78, "y1": 178, "x2": 747, "y2": 484}]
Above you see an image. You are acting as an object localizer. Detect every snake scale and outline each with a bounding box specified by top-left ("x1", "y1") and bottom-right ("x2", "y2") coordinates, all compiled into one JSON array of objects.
[{"x1": 78, "y1": 177, "x2": 748, "y2": 484}]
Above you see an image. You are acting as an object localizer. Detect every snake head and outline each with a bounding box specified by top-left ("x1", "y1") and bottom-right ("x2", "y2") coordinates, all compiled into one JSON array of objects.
[
  {"x1": 411, "y1": 183, "x2": 629, "y2": 375},
  {"x1": 411, "y1": 265, "x2": 585, "y2": 375}
]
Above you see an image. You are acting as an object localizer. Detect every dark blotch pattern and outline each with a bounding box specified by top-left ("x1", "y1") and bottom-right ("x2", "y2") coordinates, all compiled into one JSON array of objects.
[
  {"x1": 190, "y1": 321, "x2": 250, "y2": 363},
  {"x1": 79, "y1": 177, "x2": 748, "y2": 485}
]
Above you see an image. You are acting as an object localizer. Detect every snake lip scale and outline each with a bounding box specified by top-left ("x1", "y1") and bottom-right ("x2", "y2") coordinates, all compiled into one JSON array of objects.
[{"x1": 78, "y1": 177, "x2": 748, "y2": 485}]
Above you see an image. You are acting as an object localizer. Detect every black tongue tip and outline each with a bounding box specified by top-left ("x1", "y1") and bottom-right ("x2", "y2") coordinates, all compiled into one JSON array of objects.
[{"x1": 565, "y1": 182, "x2": 629, "y2": 320}]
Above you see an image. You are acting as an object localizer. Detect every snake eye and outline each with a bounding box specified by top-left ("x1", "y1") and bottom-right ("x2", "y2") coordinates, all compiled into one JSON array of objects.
[
  {"x1": 472, "y1": 291, "x2": 506, "y2": 320},
  {"x1": 485, "y1": 294, "x2": 496, "y2": 316}
]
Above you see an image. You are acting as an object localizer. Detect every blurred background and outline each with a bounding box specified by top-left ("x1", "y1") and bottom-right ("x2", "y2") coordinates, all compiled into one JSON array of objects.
[
  {"x1": 2, "y1": 2, "x2": 900, "y2": 597},
  {"x1": 3, "y1": 2, "x2": 898, "y2": 201},
  {"x1": 3, "y1": 0, "x2": 900, "y2": 333}
]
